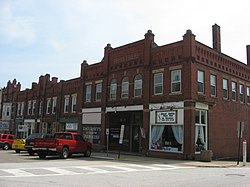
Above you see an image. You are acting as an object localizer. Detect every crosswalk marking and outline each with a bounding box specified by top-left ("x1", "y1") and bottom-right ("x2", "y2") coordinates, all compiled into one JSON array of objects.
[
  {"x1": 75, "y1": 166, "x2": 110, "y2": 173},
  {"x1": 0, "y1": 164, "x2": 194, "y2": 178},
  {"x1": 2, "y1": 169, "x2": 35, "y2": 177},
  {"x1": 43, "y1": 167, "x2": 78, "y2": 175},
  {"x1": 105, "y1": 165, "x2": 138, "y2": 172}
]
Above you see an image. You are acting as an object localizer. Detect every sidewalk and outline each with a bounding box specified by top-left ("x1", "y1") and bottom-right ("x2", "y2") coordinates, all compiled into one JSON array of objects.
[{"x1": 91, "y1": 151, "x2": 250, "y2": 168}]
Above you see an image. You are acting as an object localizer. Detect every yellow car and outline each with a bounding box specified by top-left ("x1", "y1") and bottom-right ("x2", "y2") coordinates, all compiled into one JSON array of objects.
[{"x1": 12, "y1": 139, "x2": 26, "y2": 153}]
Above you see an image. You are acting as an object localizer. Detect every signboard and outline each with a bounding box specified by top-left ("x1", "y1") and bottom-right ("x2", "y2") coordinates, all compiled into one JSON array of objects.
[
  {"x1": 0, "y1": 121, "x2": 9, "y2": 131},
  {"x1": 82, "y1": 126, "x2": 101, "y2": 144},
  {"x1": 237, "y1": 121, "x2": 244, "y2": 138},
  {"x1": 156, "y1": 111, "x2": 176, "y2": 123},
  {"x1": 119, "y1": 125, "x2": 125, "y2": 144},
  {"x1": 66, "y1": 123, "x2": 78, "y2": 131},
  {"x1": 106, "y1": 128, "x2": 109, "y2": 135},
  {"x1": 18, "y1": 124, "x2": 28, "y2": 132}
]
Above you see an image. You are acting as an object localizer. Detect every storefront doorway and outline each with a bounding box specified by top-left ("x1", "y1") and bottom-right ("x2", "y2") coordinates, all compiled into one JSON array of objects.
[{"x1": 108, "y1": 111, "x2": 142, "y2": 153}]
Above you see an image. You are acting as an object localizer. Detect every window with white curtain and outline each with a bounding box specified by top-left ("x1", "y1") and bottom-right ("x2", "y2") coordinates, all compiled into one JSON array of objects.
[
  {"x1": 150, "y1": 124, "x2": 183, "y2": 152},
  {"x1": 195, "y1": 109, "x2": 207, "y2": 152}
]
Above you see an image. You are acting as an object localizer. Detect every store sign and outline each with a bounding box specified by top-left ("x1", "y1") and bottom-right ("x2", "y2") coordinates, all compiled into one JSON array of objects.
[
  {"x1": 0, "y1": 121, "x2": 9, "y2": 131},
  {"x1": 66, "y1": 123, "x2": 78, "y2": 131},
  {"x1": 156, "y1": 111, "x2": 176, "y2": 123},
  {"x1": 18, "y1": 124, "x2": 28, "y2": 132}
]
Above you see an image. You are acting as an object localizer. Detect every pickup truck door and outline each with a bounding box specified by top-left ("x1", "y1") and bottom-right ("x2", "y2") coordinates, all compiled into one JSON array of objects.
[{"x1": 74, "y1": 135, "x2": 87, "y2": 152}]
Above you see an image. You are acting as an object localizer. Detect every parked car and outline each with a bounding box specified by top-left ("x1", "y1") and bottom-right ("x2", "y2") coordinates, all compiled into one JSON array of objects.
[
  {"x1": 0, "y1": 134, "x2": 15, "y2": 150},
  {"x1": 33, "y1": 132, "x2": 92, "y2": 159},
  {"x1": 12, "y1": 138, "x2": 26, "y2": 153},
  {"x1": 25, "y1": 133, "x2": 53, "y2": 156}
]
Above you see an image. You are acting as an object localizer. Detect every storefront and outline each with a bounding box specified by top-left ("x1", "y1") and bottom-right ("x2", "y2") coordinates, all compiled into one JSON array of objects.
[
  {"x1": 106, "y1": 105, "x2": 143, "y2": 153},
  {"x1": 82, "y1": 108, "x2": 102, "y2": 144}
]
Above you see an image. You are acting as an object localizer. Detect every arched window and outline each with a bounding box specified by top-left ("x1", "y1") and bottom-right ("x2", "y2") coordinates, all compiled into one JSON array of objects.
[
  {"x1": 110, "y1": 79, "x2": 117, "y2": 100},
  {"x1": 134, "y1": 74, "x2": 142, "y2": 97},
  {"x1": 121, "y1": 77, "x2": 129, "y2": 99}
]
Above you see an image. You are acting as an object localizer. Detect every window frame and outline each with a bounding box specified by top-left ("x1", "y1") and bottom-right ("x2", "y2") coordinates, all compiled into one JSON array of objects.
[
  {"x1": 223, "y1": 79, "x2": 229, "y2": 99},
  {"x1": 154, "y1": 72, "x2": 163, "y2": 95},
  {"x1": 95, "y1": 82, "x2": 102, "y2": 101},
  {"x1": 171, "y1": 69, "x2": 181, "y2": 93},
  {"x1": 121, "y1": 77, "x2": 129, "y2": 99},
  {"x1": 134, "y1": 74, "x2": 142, "y2": 97},
  {"x1": 197, "y1": 70, "x2": 205, "y2": 94},
  {"x1": 210, "y1": 74, "x2": 216, "y2": 96},
  {"x1": 85, "y1": 84, "x2": 92, "y2": 102},
  {"x1": 110, "y1": 79, "x2": 117, "y2": 100},
  {"x1": 232, "y1": 81, "x2": 237, "y2": 101}
]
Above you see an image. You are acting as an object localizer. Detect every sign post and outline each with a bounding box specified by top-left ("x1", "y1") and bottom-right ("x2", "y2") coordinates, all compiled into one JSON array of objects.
[
  {"x1": 243, "y1": 140, "x2": 247, "y2": 166},
  {"x1": 237, "y1": 121, "x2": 244, "y2": 165},
  {"x1": 106, "y1": 128, "x2": 109, "y2": 157},
  {"x1": 118, "y1": 125, "x2": 125, "y2": 159}
]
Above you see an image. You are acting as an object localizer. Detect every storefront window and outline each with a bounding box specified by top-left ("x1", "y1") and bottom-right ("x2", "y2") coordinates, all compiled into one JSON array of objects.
[
  {"x1": 83, "y1": 126, "x2": 101, "y2": 144},
  {"x1": 150, "y1": 124, "x2": 183, "y2": 152},
  {"x1": 195, "y1": 109, "x2": 207, "y2": 152}
]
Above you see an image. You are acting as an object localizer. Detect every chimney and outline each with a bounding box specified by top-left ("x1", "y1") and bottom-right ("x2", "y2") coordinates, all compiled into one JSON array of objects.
[
  {"x1": 212, "y1": 24, "x2": 221, "y2": 52},
  {"x1": 247, "y1": 45, "x2": 250, "y2": 66},
  {"x1": 52, "y1": 77, "x2": 58, "y2": 83}
]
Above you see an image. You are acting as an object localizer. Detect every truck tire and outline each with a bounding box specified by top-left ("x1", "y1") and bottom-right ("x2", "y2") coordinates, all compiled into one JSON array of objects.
[
  {"x1": 28, "y1": 150, "x2": 35, "y2": 156},
  {"x1": 60, "y1": 147, "x2": 69, "y2": 159},
  {"x1": 38, "y1": 152, "x2": 47, "y2": 159},
  {"x1": 3, "y1": 143, "x2": 9, "y2": 150},
  {"x1": 15, "y1": 150, "x2": 21, "y2": 153},
  {"x1": 84, "y1": 147, "x2": 91, "y2": 157}
]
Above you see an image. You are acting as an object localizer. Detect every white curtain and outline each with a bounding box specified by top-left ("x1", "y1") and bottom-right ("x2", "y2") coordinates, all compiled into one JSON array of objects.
[
  {"x1": 195, "y1": 126, "x2": 206, "y2": 148},
  {"x1": 171, "y1": 125, "x2": 183, "y2": 144},
  {"x1": 151, "y1": 125, "x2": 165, "y2": 146}
]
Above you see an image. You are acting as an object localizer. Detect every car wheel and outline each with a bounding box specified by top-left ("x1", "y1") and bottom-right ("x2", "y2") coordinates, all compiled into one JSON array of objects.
[
  {"x1": 38, "y1": 152, "x2": 47, "y2": 159},
  {"x1": 3, "y1": 143, "x2": 9, "y2": 150},
  {"x1": 84, "y1": 148, "x2": 91, "y2": 157},
  {"x1": 28, "y1": 150, "x2": 35, "y2": 156},
  {"x1": 15, "y1": 150, "x2": 21, "y2": 153},
  {"x1": 60, "y1": 147, "x2": 69, "y2": 159}
]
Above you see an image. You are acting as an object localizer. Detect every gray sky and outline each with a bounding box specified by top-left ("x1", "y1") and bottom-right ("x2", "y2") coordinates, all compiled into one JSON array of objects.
[{"x1": 1, "y1": 0, "x2": 250, "y2": 90}]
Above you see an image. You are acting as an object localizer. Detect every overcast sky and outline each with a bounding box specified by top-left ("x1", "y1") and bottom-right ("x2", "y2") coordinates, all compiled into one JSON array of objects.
[{"x1": 1, "y1": 0, "x2": 250, "y2": 90}]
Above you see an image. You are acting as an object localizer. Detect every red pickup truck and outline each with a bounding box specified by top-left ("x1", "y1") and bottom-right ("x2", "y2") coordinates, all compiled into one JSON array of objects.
[
  {"x1": 32, "y1": 132, "x2": 92, "y2": 159},
  {"x1": 0, "y1": 134, "x2": 15, "y2": 150}
]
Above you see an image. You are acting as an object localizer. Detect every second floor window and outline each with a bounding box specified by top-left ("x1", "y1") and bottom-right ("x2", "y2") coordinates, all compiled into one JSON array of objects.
[
  {"x1": 46, "y1": 98, "x2": 51, "y2": 114},
  {"x1": 239, "y1": 84, "x2": 244, "y2": 103},
  {"x1": 17, "y1": 103, "x2": 21, "y2": 115},
  {"x1": 52, "y1": 97, "x2": 57, "y2": 114},
  {"x1": 247, "y1": 87, "x2": 250, "y2": 104},
  {"x1": 64, "y1": 96, "x2": 69, "y2": 113},
  {"x1": 154, "y1": 73, "x2": 163, "y2": 95},
  {"x1": 210, "y1": 74, "x2": 216, "y2": 96},
  {"x1": 72, "y1": 94, "x2": 77, "y2": 113},
  {"x1": 28, "y1": 101, "x2": 32, "y2": 115},
  {"x1": 110, "y1": 79, "x2": 117, "y2": 100},
  {"x1": 121, "y1": 77, "x2": 129, "y2": 98},
  {"x1": 232, "y1": 82, "x2": 237, "y2": 101},
  {"x1": 32, "y1": 100, "x2": 36, "y2": 115},
  {"x1": 85, "y1": 85, "x2": 91, "y2": 102},
  {"x1": 223, "y1": 79, "x2": 228, "y2": 99},
  {"x1": 197, "y1": 70, "x2": 204, "y2": 94},
  {"x1": 171, "y1": 70, "x2": 181, "y2": 93},
  {"x1": 95, "y1": 83, "x2": 102, "y2": 101},
  {"x1": 134, "y1": 74, "x2": 142, "y2": 97}
]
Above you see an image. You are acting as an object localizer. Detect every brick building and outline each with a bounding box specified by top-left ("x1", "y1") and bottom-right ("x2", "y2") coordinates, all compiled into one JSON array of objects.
[{"x1": 1, "y1": 24, "x2": 249, "y2": 160}]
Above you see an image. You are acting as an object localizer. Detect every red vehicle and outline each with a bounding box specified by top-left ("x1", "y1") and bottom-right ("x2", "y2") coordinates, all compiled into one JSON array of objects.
[
  {"x1": 0, "y1": 134, "x2": 15, "y2": 150},
  {"x1": 32, "y1": 132, "x2": 92, "y2": 159}
]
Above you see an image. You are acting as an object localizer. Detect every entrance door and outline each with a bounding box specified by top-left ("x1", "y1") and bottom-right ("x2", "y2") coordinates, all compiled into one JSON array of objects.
[{"x1": 131, "y1": 125, "x2": 140, "y2": 152}]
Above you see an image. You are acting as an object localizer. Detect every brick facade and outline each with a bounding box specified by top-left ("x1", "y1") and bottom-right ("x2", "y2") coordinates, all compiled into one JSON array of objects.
[{"x1": 1, "y1": 24, "x2": 250, "y2": 160}]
